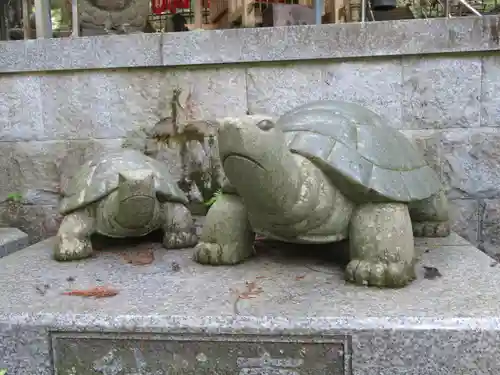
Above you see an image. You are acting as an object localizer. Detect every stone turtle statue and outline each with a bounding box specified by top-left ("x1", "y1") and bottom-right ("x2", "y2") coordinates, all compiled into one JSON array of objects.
[
  {"x1": 193, "y1": 100, "x2": 450, "y2": 288},
  {"x1": 54, "y1": 149, "x2": 198, "y2": 261}
]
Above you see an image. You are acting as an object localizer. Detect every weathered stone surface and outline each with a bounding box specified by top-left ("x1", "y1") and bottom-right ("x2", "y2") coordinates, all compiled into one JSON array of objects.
[
  {"x1": 40, "y1": 70, "x2": 162, "y2": 140},
  {"x1": 0, "y1": 228, "x2": 29, "y2": 258},
  {"x1": 480, "y1": 55, "x2": 500, "y2": 127},
  {"x1": 158, "y1": 67, "x2": 248, "y2": 120},
  {"x1": 53, "y1": 332, "x2": 348, "y2": 374},
  {"x1": 246, "y1": 63, "x2": 324, "y2": 116},
  {"x1": 402, "y1": 56, "x2": 481, "y2": 129},
  {"x1": 2, "y1": 139, "x2": 123, "y2": 204},
  {"x1": 441, "y1": 129, "x2": 500, "y2": 199},
  {"x1": 68, "y1": 34, "x2": 162, "y2": 70},
  {"x1": 1, "y1": 135, "x2": 222, "y2": 240},
  {"x1": 448, "y1": 199, "x2": 479, "y2": 248},
  {"x1": 39, "y1": 67, "x2": 246, "y2": 141},
  {"x1": 0, "y1": 204, "x2": 60, "y2": 243},
  {"x1": 322, "y1": 60, "x2": 403, "y2": 129},
  {"x1": 247, "y1": 60, "x2": 402, "y2": 128},
  {"x1": 401, "y1": 130, "x2": 442, "y2": 179},
  {"x1": 0, "y1": 75, "x2": 43, "y2": 142},
  {"x1": 0, "y1": 34, "x2": 162, "y2": 73},
  {"x1": 78, "y1": 0, "x2": 152, "y2": 31},
  {"x1": 481, "y1": 198, "x2": 500, "y2": 257},
  {"x1": 0, "y1": 17, "x2": 494, "y2": 73},
  {"x1": 3, "y1": 236, "x2": 500, "y2": 374}
]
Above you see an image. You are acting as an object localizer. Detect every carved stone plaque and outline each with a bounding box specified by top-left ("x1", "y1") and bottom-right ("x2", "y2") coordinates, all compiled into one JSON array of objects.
[{"x1": 51, "y1": 332, "x2": 352, "y2": 375}]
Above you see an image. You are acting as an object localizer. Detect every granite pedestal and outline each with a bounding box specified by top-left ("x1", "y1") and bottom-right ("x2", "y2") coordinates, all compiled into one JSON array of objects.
[
  {"x1": 0, "y1": 228, "x2": 28, "y2": 259},
  {"x1": 0, "y1": 233, "x2": 499, "y2": 374}
]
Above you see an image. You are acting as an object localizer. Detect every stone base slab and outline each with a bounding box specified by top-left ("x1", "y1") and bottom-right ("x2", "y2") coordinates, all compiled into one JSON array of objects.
[
  {"x1": 0, "y1": 227, "x2": 28, "y2": 258},
  {"x1": 0, "y1": 233, "x2": 499, "y2": 374}
]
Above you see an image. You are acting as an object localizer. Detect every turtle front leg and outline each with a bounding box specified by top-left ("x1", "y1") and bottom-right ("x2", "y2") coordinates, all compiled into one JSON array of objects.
[
  {"x1": 345, "y1": 203, "x2": 416, "y2": 288},
  {"x1": 409, "y1": 190, "x2": 450, "y2": 237},
  {"x1": 193, "y1": 194, "x2": 255, "y2": 265},
  {"x1": 162, "y1": 202, "x2": 198, "y2": 249},
  {"x1": 54, "y1": 208, "x2": 96, "y2": 261}
]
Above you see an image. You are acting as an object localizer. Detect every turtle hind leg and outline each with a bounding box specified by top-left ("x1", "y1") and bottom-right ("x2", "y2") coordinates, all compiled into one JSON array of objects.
[
  {"x1": 409, "y1": 190, "x2": 450, "y2": 238},
  {"x1": 346, "y1": 203, "x2": 416, "y2": 288},
  {"x1": 193, "y1": 194, "x2": 255, "y2": 265},
  {"x1": 162, "y1": 202, "x2": 198, "y2": 249},
  {"x1": 54, "y1": 208, "x2": 95, "y2": 261}
]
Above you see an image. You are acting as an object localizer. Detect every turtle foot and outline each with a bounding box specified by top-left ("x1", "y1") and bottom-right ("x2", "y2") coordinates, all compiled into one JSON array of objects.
[
  {"x1": 413, "y1": 221, "x2": 450, "y2": 237},
  {"x1": 345, "y1": 259, "x2": 415, "y2": 288},
  {"x1": 54, "y1": 238, "x2": 93, "y2": 261},
  {"x1": 193, "y1": 241, "x2": 253, "y2": 265},
  {"x1": 163, "y1": 231, "x2": 198, "y2": 249}
]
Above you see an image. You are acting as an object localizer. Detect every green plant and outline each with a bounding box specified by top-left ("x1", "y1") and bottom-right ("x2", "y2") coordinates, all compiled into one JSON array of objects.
[
  {"x1": 0, "y1": 368, "x2": 7, "y2": 375},
  {"x1": 7, "y1": 192, "x2": 22, "y2": 203},
  {"x1": 204, "y1": 189, "x2": 222, "y2": 207}
]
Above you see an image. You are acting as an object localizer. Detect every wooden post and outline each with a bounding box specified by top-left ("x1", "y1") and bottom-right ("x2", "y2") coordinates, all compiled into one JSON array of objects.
[
  {"x1": 0, "y1": 3, "x2": 7, "y2": 41},
  {"x1": 71, "y1": 0, "x2": 79, "y2": 36},
  {"x1": 22, "y1": 0, "x2": 31, "y2": 39},
  {"x1": 241, "y1": 0, "x2": 248, "y2": 26},
  {"x1": 34, "y1": 0, "x2": 52, "y2": 38},
  {"x1": 194, "y1": 0, "x2": 202, "y2": 29}
]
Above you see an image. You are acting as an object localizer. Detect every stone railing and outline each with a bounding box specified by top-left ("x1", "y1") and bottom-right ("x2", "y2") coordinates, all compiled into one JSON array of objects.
[{"x1": 1, "y1": 16, "x2": 500, "y2": 256}]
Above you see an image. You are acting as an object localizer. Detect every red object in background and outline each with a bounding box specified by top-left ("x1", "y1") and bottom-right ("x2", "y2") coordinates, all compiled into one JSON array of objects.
[
  {"x1": 169, "y1": 0, "x2": 191, "y2": 9},
  {"x1": 152, "y1": 0, "x2": 210, "y2": 15},
  {"x1": 151, "y1": 0, "x2": 168, "y2": 14}
]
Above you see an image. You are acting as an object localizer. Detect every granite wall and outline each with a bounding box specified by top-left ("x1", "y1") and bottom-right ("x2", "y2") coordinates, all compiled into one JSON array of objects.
[{"x1": 1, "y1": 16, "x2": 500, "y2": 255}]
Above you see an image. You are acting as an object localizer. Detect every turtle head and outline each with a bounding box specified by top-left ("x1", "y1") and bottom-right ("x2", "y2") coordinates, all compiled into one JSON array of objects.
[
  {"x1": 114, "y1": 169, "x2": 157, "y2": 229},
  {"x1": 217, "y1": 116, "x2": 302, "y2": 212}
]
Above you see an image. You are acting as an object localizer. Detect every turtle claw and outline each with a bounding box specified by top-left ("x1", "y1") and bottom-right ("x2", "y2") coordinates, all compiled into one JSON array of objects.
[
  {"x1": 193, "y1": 241, "x2": 252, "y2": 265},
  {"x1": 345, "y1": 259, "x2": 415, "y2": 288},
  {"x1": 412, "y1": 221, "x2": 450, "y2": 237},
  {"x1": 54, "y1": 238, "x2": 93, "y2": 261},
  {"x1": 163, "y1": 231, "x2": 198, "y2": 249}
]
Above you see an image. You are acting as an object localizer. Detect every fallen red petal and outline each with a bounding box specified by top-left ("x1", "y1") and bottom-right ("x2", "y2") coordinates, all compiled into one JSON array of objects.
[{"x1": 62, "y1": 286, "x2": 119, "y2": 298}]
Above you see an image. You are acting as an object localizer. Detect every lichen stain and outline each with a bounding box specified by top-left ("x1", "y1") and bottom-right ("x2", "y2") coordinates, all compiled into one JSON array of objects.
[
  {"x1": 92, "y1": 348, "x2": 124, "y2": 375},
  {"x1": 151, "y1": 88, "x2": 224, "y2": 215}
]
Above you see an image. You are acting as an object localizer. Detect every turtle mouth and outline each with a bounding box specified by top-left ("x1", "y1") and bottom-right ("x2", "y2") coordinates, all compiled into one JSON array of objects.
[{"x1": 222, "y1": 153, "x2": 266, "y2": 171}]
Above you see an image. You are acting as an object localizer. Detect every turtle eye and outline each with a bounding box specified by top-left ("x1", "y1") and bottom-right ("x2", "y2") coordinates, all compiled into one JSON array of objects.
[{"x1": 256, "y1": 120, "x2": 275, "y2": 131}]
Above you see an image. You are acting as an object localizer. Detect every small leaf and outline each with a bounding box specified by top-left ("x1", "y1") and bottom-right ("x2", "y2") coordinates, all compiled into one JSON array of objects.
[
  {"x1": 204, "y1": 189, "x2": 223, "y2": 207},
  {"x1": 62, "y1": 286, "x2": 119, "y2": 298},
  {"x1": 7, "y1": 192, "x2": 22, "y2": 202}
]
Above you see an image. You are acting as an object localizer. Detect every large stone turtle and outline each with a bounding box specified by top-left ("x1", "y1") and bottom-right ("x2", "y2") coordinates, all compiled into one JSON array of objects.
[
  {"x1": 193, "y1": 100, "x2": 450, "y2": 288},
  {"x1": 54, "y1": 149, "x2": 198, "y2": 261}
]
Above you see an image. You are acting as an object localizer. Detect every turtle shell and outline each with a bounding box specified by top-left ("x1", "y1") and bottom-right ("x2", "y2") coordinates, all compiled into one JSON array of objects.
[
  {"x1": 59, "y1": 149, "x2": 188, "y2": 215},
  {"x1": 276, "y1": 100, "x2": 442, "y2": 203}
]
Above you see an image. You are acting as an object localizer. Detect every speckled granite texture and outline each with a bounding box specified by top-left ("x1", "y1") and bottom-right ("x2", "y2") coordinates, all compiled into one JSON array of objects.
[
  {"x1": 0, "y1": 17, "x2": 499, "y2": 72},
  {"x1": 0, "y1": 227, "x2": 28, "y2": 258},
  {"x1": 1, "y1": 234, "x2": 500, "y2": 374}
]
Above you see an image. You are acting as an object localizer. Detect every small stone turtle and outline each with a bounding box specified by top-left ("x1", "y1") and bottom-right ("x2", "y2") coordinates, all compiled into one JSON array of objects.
[
  {"x1": 54, "y1": 149, "x2": 198, "y2": 261},
  {"x1": 193, "y1": 100, "x2": 450, "y2": 288}
]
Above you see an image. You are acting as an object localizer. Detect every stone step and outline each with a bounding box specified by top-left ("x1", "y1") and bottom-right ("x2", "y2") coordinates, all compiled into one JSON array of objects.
[
  {"x1": 0, "y1": 233, "x2": 499, "y2": 374},
  {"x1": 0, "y1": 227, "x2": 28, "y2": 259}
]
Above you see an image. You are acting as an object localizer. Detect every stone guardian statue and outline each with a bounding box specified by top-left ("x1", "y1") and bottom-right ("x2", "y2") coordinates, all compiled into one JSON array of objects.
[{"x1": 193, "y1": 100, "x2": 450, "y2": 288}]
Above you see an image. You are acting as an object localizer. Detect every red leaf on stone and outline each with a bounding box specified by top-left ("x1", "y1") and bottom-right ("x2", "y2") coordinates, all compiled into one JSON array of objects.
[
  {"x1": 62, "y1": 286, "x2": 119, "y2": 298},
  {"x1": 238, "y1": 280, "x2": 264, "y2": 299}
]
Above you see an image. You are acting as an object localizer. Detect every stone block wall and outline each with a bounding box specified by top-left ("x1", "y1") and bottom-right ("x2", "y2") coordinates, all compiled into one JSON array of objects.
[{"x1": 1, "y1": 17, "x2": 500, "y2": 256}]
